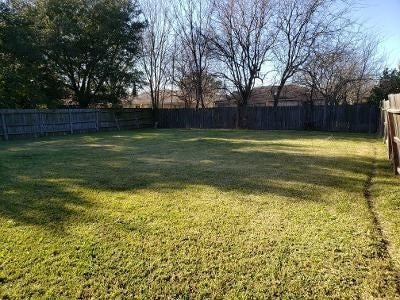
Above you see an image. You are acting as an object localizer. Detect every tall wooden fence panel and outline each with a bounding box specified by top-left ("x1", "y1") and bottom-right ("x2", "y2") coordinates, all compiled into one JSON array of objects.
[
  {"x1": 158, "y1": 108, "x2": 238, "y2": 129},
  {"x1": 158, "y1": 104, "x2": 380, "y2": 133},
  {"x1": 0, "y1": 109, "x2": 153, "y2": 140},
  {"x1": 383, "y1": 94, "x2": 400, "y2": 175}
]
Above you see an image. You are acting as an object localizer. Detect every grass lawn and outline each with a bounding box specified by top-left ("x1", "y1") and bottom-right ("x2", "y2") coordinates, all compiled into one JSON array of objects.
[{"x1": 1, "y1": 129, "x2": 400, "y2": 298}]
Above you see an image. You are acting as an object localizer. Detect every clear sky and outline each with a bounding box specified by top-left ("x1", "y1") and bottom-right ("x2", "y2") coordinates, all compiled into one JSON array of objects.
[{"x1": 354, "y1": 0, "x2": 400, "y2": 68}]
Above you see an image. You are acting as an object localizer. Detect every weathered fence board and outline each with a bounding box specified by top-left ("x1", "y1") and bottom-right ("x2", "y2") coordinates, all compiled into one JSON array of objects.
[
  {"x1": 383, "y1": 94, "x2": 400, "y2": 175},
  {"x1": 0, "y1": 109, "x2": 153, "y2": 140},
  {"x1": 158, "y1": 104, "x2": 380, "y2": 133}
]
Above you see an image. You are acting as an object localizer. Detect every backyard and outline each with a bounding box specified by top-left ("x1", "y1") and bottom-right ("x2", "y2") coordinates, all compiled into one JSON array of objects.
[{"x1": 0, "y1": 129, "x2": 400, "y2": 298}]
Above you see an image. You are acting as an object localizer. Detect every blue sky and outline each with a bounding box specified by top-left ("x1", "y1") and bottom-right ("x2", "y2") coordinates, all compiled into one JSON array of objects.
[{"x1": 355, "y1": 0, "x2": 400, "y2": 68}]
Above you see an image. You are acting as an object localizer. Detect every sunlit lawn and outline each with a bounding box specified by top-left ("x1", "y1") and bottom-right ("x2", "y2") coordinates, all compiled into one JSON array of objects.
[{"x1": 0, "y1": 129, "x2": 399, "y2": 298}]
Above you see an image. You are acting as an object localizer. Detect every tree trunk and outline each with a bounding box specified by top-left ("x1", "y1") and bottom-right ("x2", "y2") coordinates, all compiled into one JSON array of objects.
[
  {"x1": 152, "y1": 106, "x2": 159, "y2": 128},
  {"x1": 151, "y1": 91, "x2": 160, "y2": 128},
  {"x1": 305, "y1": 88, "x2": 315, "y2": 130},
  {"x1": 273, "y1": 94, "x2": 279, "y2": 108},
  {"x1": 195, "y1": 78, "x2": 204, "y2": 109},
  {"x1": 77, "y1": 92, "x2": 90, "y2": 108},
  {"x1": 323, "y1": 98, "x2": 329, "y2": 130},
  {"x1": 199, "y1": 82, "x2": 205, "y2": 108},
  {"x1": 237, "y1": 103, "x2": 248, "y2": 129},
  {"x1": 273, "y1": 83, "x2": 285, "y2": 108}
]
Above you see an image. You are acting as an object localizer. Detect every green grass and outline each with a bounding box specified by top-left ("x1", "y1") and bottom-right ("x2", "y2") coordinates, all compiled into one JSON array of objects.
[
  {"x1": 0, "y1": 129, "x2": 399, "y2": 299},
  {"x1": 373, "y1": 143, "x2": 400, "y2": 280}
]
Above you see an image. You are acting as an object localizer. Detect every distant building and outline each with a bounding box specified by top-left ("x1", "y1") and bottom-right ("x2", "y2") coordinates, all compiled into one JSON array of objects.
[
  {"x1": 123, "y1": 89, "x2": 221, "y2": 108},
  {"x1": 214, "y1": 84, "x2": 324, "y2": 107},
  {"x1": 122, "y1": 90, "x2": 196, "y2": 108},
  {"x1": 124, "y1": 85, "x2": 325, "y2": 108}
]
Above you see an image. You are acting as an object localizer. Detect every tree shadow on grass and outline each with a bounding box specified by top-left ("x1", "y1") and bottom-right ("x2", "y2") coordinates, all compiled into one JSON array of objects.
[
  {"x1": 70, "y1": 133, "x2": 374, "y2": 195},
  {"x1": 0, "y1": 129, "x2": 380, "y2": 231},
  {"x1": 0, "y1": 177, "x2": 92, "y2": 233}
]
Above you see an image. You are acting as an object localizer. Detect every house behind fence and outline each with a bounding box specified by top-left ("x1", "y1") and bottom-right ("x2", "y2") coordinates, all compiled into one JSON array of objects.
[
  {"x1": 382, "y1": 94, "x2": 400, "y2": 175},
  {"x1": 126, "y1": 84, "x2": 324, "y2": 108}
]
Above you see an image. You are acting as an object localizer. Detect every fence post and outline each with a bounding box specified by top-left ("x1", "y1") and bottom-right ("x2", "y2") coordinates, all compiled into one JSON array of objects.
[
  {"x1": 96, "y1": 109, "x2": 99, "y2": 132},
  {"x1": 388, "y1": 111, "x2": 400, "y2": 175},
  {"x1": 135, "y1": 110, "x2": 140, "y2": 128},
  {"x1": 1, "y1": 111, "x2": 8, "y2": 140},
  {"x1": 44, "y1": 111, "x2": 49, "y2": 136},
  {"x1": 39, "y1": 112, "x2": 44, "y2": 136},
  {"x1": 33, "y1": 111, "x2": 38, "y2": 137},
  {"x1": 114, "y1": 111, "x2": 120, "y2": 130},
  {"x1": 368, "y1": 106, "x2": 372, "y2": 134},
  {"x1": 68, "y1": 109, "x2": 73, "y2": 134}
]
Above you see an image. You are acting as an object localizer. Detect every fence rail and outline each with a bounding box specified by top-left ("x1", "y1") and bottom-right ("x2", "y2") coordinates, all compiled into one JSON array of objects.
[
  {"x1": 382, "y1": 94, "x2": 400, "y2": 175},
  {"x1": 158, "y1": 104, "x2": 380, "y2": 133},
  {"x1": 0, "y1": 108, "x2": 153, "y2": 140}
]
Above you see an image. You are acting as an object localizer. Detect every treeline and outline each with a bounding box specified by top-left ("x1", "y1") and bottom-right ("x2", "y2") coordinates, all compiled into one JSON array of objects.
[{"x1": 0, "y1": 0, "x2": 399, "y2": 127}]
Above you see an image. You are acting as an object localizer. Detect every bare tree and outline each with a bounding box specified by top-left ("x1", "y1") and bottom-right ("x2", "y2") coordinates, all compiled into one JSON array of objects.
[
  {"x1": 351, "y1": 37, "x2": 382, "y2": 103},
  {"x1": 176, "y1": 71, "x2": 222, "y2": 108},
  {"x1": 172, "y1": 0, "x2": 214, "y2": 109},
  {"x1": 302, "y1": 50, "x2": 355, "y2": 106},
  {"x1": 272, "y1": 0, "x2": 352, "y2": 107},
  {"x1": 139, "y1": 0, "x2": 172, "y2": 113},
  {"x1": 209, "y1": 0, "x2": 275, "y2": 128},
  {"x1": 298, "y1": 32, "x2": 381, "y2": 106}
]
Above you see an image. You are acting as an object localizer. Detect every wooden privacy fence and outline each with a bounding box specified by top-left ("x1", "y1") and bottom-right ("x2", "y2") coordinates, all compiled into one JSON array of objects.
[
  {"x1": 0, "y1": 104, "x2": 380, "y2": 141},
  {"x1": 0, "y1": 108, "x2": 153, "y2": 140},
  {"x1": 158, "y1": 104, "x2": 380, "y2": 133},
  {"x1": 382, "y1": 94, "x2": 400, "y2": 175}
]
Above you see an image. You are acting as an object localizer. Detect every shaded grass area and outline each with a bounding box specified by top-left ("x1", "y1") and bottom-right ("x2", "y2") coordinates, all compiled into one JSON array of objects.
[{"x1": 0, "y1": 129, "x2": 399, "y2": 298}]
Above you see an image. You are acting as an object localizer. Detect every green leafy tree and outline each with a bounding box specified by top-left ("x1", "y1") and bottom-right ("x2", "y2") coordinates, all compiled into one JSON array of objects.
[
  {"x1": 34, "y1": 0, "x2": 146, "y2": 107},
  {"x1": 369, "y1": 68, "x2": 400, "y2": 104},
  {"x1": 0, "y1": 1, "x2": 65, "y2": 108}
]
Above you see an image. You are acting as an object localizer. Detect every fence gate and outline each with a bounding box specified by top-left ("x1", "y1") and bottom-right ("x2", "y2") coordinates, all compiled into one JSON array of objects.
[{"x1": 382, "y1": 94, "x2": 400, "y2": 175}]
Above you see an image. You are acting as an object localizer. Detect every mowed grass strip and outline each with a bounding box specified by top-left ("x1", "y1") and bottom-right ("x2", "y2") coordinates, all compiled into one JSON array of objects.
[{"x1": 0, "y1": 129, "x2": 399, "y2": 298}]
